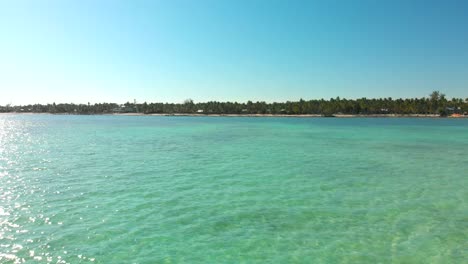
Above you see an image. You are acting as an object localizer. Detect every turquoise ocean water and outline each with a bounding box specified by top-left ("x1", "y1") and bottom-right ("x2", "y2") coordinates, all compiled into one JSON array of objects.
[{"x1": 0, "y1": 114, "x2": 467, "y2": 263}]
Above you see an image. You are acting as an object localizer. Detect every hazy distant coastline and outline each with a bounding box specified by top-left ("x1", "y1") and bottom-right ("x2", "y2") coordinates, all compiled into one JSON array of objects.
[{"x1": 1, "y1": 92, "x2": 467, "y2": 117}]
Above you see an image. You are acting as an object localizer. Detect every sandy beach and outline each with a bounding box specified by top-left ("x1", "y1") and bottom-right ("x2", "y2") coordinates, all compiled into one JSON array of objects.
[
  {"x1": 2, "y1": 112, "x2": 467, "y2": 118},
  {"x1": 117, "y1": 113, "x2": 465, "y2": 118}
]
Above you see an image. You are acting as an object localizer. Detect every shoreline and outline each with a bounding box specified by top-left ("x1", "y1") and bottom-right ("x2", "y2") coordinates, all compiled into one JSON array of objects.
[{"x1": 1, "y1": 112, "x2": 467, "y2": 118}]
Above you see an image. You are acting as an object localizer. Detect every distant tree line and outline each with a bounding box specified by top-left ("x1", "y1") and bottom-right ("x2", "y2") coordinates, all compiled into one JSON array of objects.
[{"x1": 1, "y1": 91, "x2": 467, "y2": 116}]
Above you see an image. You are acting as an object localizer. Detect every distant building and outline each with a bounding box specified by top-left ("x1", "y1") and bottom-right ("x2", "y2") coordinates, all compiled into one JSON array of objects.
[
  {"x1": 446, "y1": 107, "x2": 455, "y2": 112},
  {"x1": 197, "y1": 109, "x2": 204, "y2": 113},
  {"x1": 446, "y1": 106, "x2": 462, "y2": 115},
  {"x1": 112, "y1": 104, "x2": 136, "y2": 113}
]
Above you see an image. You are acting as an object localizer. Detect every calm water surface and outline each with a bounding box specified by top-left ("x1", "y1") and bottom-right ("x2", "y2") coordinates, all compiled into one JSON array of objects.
[{"x1": 0, "y1": 115, "x2": 467, "y2": 263}]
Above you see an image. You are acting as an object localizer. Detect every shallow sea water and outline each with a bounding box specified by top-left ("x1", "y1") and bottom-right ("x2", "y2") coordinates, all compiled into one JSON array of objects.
[{"x1": 0, "y1": 115, "x2": 467, "y2": 263}]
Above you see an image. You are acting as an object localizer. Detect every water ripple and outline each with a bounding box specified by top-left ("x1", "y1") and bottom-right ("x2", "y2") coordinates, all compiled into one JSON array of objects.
[{"x1": 0, "y1": 115, "x2": 467, "y2": 263}]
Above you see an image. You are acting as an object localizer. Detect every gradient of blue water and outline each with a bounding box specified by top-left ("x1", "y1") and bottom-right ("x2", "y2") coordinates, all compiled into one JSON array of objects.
[{"x1": 0, "y1": 115, "x2": 467, "y2": 263}]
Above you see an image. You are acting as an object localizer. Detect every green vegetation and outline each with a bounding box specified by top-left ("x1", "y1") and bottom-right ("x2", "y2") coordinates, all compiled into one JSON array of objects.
[{"x1": 1, "y1": 91, "x2": 467, "y2": 116}]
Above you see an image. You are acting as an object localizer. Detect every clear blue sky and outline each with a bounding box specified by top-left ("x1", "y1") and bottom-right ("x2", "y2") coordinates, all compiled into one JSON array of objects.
[{"x1": 1, "y1": 0, "x2": 467, "y2": 105}]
